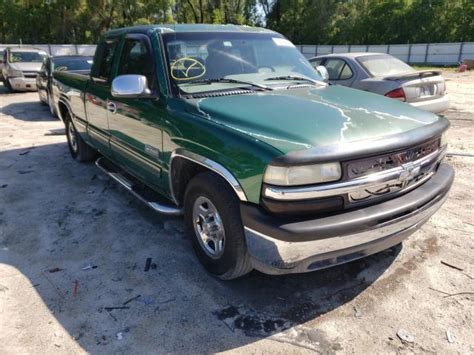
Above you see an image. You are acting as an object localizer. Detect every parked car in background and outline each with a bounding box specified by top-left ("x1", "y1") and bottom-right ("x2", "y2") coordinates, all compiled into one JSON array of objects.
[
  {"x1": 37, "y1": 55, "x2": 93, "y2": 117},
  {"x1": 0, "y1": 50, "x2": 5, "y2": 81},
  {"x1": 54, "y1": 25, "x2": 453, "y2": 279},
  {"x1": 309, "y1": 53, "x2": 449, "y2": 113},
  {"x1": 1, "y1": 47, "x2": 47, "y2": 92}
]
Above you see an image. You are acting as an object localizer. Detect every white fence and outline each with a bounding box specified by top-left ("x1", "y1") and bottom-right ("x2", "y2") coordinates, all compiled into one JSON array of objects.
[
  {"x1": 2, "y1": 42, "x2": 473, "y2": 65},
  {"x1": 296, "y1": 42, "x2": 474, "y2": 65},
  {"x1": 0, "y1": 44, "x2": 97, "y2": 56}
]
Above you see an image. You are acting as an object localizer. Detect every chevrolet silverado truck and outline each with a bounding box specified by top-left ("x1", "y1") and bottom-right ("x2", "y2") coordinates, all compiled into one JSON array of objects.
[{"x1": 54, "y1": 24, "x2": 454, "y2": 279}]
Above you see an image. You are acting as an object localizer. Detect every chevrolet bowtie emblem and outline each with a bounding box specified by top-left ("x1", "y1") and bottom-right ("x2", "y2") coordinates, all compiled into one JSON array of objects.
[{"x1": 399, "y1": 162, "x2": 421, "y2": 182}]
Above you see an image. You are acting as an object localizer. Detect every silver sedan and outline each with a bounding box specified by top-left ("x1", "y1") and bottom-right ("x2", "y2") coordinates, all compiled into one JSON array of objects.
[{"x1": 309, "y1": 53, "x2": 449, "y2": 113}]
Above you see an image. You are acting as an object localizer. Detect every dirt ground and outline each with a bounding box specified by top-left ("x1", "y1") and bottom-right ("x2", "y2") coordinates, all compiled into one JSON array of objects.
[{"x1": 0, "y1": 71, "x2": 473, "y2": 354}]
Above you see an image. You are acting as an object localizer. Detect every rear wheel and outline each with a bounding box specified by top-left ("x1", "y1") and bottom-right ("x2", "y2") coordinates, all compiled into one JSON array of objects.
[
  {"x1": 65, "y1": 116, "x2": 97, "y2": 162},
  {"x1": 184, "y1": 171, "x2": 253, "y2": 280}
]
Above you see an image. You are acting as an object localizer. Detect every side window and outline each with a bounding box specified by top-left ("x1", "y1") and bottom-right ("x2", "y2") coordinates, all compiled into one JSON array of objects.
[
  {"x1": 309, "y1": 58, "x2": 323, "y2": 69},
  {"x1": 340, "y1": 63, "x2": 353, "y2": 80},
  {"x1": 118, "y1": 38, "x2": 154, "y2": 89},
  {"x1": 325, "y1": 59, "x2": 353, "y2": 80},
  {"x1": 93, "y1": 39, "x2": 118, "y2": 82}
]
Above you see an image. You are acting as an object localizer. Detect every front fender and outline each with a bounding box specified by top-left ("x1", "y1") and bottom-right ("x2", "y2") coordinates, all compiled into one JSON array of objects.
[{"x1": 163, "y1": 102, "x2": 282, "y2": 204}]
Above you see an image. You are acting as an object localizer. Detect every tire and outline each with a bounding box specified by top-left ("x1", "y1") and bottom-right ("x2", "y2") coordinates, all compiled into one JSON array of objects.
[
  {"x1": 65, "y1": 115, "x2": 97, "y2": 162},
  {"x1": 184, "y1": 171, "x2": 253, "y2": 280}
]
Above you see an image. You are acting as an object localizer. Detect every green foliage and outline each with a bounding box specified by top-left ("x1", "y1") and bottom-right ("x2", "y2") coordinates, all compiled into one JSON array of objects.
[
  {"x1": 0, "y1": 0, "x2": 472, "y2": 44},
  {"x1": 267, "y1": 0, "x2": 474, "y2": 44}
]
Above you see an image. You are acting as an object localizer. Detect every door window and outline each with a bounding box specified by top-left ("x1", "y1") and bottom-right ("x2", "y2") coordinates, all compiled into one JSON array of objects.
[
  {"x1": 118, "y1": 38, "x2": 154, "y2": 89},
  {"x1": 324, "y1": 58, "x2": 353, "y2": 80},
  {"x1": 93, "y1": 39, "x2": 119, "y2": 81}
]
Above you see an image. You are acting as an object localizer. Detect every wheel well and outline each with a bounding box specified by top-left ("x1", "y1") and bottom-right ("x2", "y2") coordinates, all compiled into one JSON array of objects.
[{"x1": 171, "y1": 157, "x2": 207, "y2": 206}]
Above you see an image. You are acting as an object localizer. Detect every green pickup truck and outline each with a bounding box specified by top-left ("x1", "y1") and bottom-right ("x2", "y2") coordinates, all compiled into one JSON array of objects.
[{"x1": 54, "y1": 24, "x2": 454, "y2": 279}]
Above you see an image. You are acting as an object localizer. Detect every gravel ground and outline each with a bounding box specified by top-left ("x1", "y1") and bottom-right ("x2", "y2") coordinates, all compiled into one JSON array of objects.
[{"x1": 0, "y1": 72, "x2": 473, "y2": 354}]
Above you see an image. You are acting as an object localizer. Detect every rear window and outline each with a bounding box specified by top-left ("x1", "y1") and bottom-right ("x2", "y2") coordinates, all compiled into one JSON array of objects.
[{"x1": 357, "y1": 55, "x2": 414, "y2": 77}]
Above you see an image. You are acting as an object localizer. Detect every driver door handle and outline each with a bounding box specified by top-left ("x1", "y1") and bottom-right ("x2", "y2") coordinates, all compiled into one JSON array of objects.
[{"x1": 107, "y1": 101, "x2": 117, "y2": 114}]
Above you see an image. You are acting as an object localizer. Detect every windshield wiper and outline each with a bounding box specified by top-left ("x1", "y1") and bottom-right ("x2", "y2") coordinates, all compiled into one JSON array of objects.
[
  {"x1": 187, "y1": 78, "x2": 273, "y2": 91},
  {"x1": 265, "y1": 75, "x2": 320, "y2": 85}
]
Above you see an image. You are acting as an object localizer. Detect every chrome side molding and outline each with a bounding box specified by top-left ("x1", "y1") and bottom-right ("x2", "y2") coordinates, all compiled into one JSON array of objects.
[
  {"x1": 169, "y1": 149, "x2": 248, "y2": 202},
  {"x1": 95, "y1": 157, "x2": 183, "y2": 216}
]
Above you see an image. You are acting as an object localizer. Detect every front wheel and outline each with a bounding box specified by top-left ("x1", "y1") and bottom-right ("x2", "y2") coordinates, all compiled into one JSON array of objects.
[
  {"x1": 184, "y1": 171, "x2": 253, "y2": 280},
  {"x1": 65, "y1": 118, "x2": 97, "y2": 162}
]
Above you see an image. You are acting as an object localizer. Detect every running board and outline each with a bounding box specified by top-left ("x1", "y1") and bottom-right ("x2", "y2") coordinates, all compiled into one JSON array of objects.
[{"x1": 95, "y1": 157, "x2": 183, "y2": 216}]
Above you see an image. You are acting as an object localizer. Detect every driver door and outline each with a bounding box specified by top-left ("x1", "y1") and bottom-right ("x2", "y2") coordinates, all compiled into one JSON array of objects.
[{"x1": 108, "y1": 34, "x2": 165, "y2": 191}]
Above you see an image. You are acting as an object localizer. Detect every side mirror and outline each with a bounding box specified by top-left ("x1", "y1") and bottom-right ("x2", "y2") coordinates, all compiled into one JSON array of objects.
[
  {"x1": 111, "y1": 74, "x2": 152, "y2": 98},
  {"x1": 316, "y1": 65, "x2": 329, "y2": 82}
]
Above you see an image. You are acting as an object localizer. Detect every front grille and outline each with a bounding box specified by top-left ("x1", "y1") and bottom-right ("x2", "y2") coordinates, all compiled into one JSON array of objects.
[
  {"x1": 23, "y1": 71, "x2": 38, "y2": 78},
  {"x1": 342, "y1": 138, "x2": 442, "y2": 205},
  {"x1": 345, "y1": 138, "x2": 440, "y2": 179}
]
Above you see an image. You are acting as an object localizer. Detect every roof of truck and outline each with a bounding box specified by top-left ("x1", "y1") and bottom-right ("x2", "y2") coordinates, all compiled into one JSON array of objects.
[{"x1": 105, "y1": 24, "x2": 277, "y2": 36}]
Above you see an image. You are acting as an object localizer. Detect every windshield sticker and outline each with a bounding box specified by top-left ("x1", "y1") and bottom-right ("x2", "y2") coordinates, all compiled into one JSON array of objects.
[
  {"x1": 170, "y1": 57, "x2": 206, "y2": 81},
  {"x1": 272, "y1": 38, "x2": 294, "y2": 47}
]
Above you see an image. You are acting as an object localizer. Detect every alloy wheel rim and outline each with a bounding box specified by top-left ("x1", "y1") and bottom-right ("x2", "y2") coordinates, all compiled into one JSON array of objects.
[
  {"x1": 192, "y1": 196, "x2": 225, "y2": 259},
  {"x1": 68, "y1": 122, "x2": 78, "y2": 153}
]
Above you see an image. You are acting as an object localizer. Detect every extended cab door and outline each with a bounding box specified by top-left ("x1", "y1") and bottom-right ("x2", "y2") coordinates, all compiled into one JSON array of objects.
[
  {"x1": 108, "y1": 34, "x2": 165, "y2": 191},
  {"x1": 85, "y1": 37, "x2": 120, "y2": 154}
]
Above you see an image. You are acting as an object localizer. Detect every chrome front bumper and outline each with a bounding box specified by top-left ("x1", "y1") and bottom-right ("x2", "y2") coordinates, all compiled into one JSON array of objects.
[
  {"x1": 242, "y1": 164, "x2": 454, "y2": 275},
  {"x1": 9, "y1": 77, "x2": 37, "y2": 91}
]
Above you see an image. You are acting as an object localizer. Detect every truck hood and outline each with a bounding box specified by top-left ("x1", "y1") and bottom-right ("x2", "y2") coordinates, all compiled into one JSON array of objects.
[
  {"x1": 9, "y1": 62, "x2": 43, "y2": 72},
  {"x1": 187, "y1": 85, "x2": 445, "y2": 155}
]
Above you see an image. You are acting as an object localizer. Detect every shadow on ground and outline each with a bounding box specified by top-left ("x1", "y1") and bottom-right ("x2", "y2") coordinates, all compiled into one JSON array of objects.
[
  {"x1": 0, "y1": 101, "x2": 56, "y2": 122},
  {"x1": 0, "y1": 139, "x2": 402, "y2": 352}
]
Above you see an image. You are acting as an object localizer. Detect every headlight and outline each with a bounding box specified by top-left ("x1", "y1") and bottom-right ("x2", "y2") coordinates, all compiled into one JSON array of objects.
[
  {"x1": 9, "y1": 69, "x2": 23, "y2": 77},
  {"x1": 264, "y1": 162, "x2": 342, "y2": 186}
]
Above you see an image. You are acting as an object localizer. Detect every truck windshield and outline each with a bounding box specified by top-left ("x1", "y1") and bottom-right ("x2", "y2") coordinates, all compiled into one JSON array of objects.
[
  {"x1": 9, "y1": 51, "x2": 46, "y2": 63},
  {"x1": 162, "y1": 32, "x2": 322, "y2": 94}
]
